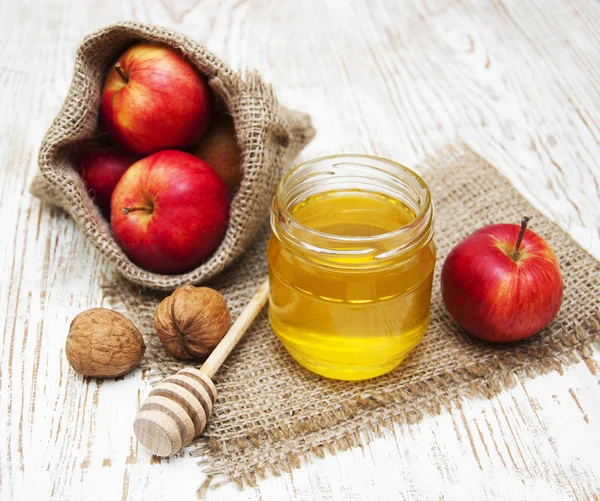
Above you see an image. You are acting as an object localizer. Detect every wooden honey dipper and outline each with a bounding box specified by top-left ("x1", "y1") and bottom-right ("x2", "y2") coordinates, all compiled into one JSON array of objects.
[{"x1": 134, "y1": 278, "x2": 269, "y2": 457}]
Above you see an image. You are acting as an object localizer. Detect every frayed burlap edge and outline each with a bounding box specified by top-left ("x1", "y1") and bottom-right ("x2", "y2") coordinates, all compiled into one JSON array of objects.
[
  {"x1": 188, "y1": 143, "x2": 600, "y2": 491},
  {"x1": 194, "y1": 313, "x2": 600, "y2": 492},
  {"x1": 31, "y1": 21, "x2": 315, "y2": 291}
]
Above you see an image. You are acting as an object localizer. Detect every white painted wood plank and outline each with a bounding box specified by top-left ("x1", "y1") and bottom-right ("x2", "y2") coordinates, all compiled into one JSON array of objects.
[{"x1": 1, "y1": 0, "x2": 599, "y2": 500}]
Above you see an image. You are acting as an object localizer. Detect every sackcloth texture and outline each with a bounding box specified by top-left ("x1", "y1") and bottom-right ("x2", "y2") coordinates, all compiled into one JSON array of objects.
[
  {"x1": 31, "y1": 21, "x2": 315, "y2": 290},
  {"x1": 103, "y1": 144, "x2": 600, "y2": 490}
]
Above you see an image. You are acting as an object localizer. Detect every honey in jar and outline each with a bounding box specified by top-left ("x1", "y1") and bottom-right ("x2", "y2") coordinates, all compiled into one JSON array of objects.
[{"x1": 268, "y1": 155, "x2": 436, "y2": 380}]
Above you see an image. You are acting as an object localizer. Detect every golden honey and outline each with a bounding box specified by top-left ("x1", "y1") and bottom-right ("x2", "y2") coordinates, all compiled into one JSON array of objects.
[{"x1": 268, "y1": 155, "x2": 436, "y2": 380}]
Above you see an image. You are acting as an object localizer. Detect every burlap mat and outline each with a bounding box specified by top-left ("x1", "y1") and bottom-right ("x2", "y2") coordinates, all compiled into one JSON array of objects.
[
  {"x1": 104, "y1": 144, "x2": 600, "y2": 490},
  {"x1": 32, "y1": 21, "x2": 314, "y2": 290}
]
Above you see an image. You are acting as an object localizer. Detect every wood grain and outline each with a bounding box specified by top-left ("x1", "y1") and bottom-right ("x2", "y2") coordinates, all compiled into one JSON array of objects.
[{"x1": 1, "y1": 0, "x2": 599, "y2": 499}]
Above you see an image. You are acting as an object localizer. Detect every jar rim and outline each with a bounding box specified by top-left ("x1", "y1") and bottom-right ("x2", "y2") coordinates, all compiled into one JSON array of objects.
[{"x1": 274, "y1": 153, "x2": 433, "y2": 246}]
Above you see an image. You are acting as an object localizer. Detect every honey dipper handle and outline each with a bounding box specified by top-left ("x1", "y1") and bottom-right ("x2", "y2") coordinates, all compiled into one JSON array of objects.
[{"x1": 200, "y1": 278, "x2": 270, "y2": 378}]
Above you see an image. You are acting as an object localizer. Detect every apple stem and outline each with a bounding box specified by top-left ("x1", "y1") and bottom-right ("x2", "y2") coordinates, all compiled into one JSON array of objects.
[
  {"x1": 512, "y1": 216, "x2": 531, "y2": 261},
  {"x1": 123, "y1": 206, "x2": 152, "y2": 215},
  {"x1": 114, "y1": 62, "x2": 129, "y2": 83}
]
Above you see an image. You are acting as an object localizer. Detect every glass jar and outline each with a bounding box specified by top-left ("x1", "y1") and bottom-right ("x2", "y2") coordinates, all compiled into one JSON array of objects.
[{"x1": 268, "y1": 154, "x2": 436, "y2": 380}]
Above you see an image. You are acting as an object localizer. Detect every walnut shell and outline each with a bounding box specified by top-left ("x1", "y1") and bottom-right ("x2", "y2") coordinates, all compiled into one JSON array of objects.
[
  {"x1": 66, "y1": 308, "x2": 146, "y2": 378},
  {"x1": 154, "y1": 285, "x2": 231, "y2": 360}
]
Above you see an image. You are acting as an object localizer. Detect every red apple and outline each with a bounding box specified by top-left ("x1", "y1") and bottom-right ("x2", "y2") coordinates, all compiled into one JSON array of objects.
[
  {"x1": 79, "y1": 149, "x2": 138, "y2": 217},
  {"x1": 110, "y1": 150, "x2": 229, "y2": 274},
  {"x1": 441, "y1": 217, "x2": 563, "y2": 343},
  {"x1": 192, "y1": 113, "x2": 242, "y2": 190},
  {"x1": 100, "y1": 43, "x2": 214, "y2": 155}
]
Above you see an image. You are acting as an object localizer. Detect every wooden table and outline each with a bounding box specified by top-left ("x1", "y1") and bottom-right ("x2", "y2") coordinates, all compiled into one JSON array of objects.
[{"x1": 2, "y1": 0, "x2": 599, "y2": 499}]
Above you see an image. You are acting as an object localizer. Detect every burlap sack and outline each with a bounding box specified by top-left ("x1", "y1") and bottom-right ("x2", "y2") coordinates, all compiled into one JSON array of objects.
[{"x1": 31, "y1": 21, "x2": 315, "y2": 290}]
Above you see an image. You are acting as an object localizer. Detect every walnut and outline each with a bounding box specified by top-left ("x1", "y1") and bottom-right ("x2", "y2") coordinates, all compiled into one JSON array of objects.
[
  {"x1": 66, "y1": 308, "x2": 146, "y2": 378},
  {"x1": 154, "y1": 285, "x2": 231, "y2": 360}
]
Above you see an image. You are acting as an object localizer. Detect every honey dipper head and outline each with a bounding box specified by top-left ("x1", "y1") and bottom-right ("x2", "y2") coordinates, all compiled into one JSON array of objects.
[{"x1": 134, "y1": 368, "x2": 217, "y2": 456}]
